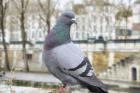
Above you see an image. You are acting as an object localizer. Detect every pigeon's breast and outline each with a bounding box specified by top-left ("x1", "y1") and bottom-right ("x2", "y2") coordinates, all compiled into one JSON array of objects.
[{"x1": 51, "y1": 42, "x2": 85, "y2": 69}]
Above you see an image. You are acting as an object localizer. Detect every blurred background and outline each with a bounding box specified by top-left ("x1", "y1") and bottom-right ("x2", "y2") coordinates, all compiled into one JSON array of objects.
[{"x1": 0, "y1": 0, "x2": 140, "y2": 93}]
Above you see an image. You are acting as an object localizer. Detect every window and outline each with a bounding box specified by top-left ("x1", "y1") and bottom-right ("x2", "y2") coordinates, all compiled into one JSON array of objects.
[
  {"x1": 10, "y1": 32, "x2": 20, "y2": 41},
  {"x1": 131, "y1": 67, "x2": 137, "y2": 81},
  {"x1": 76, "y1": 32, "x2": 79, "y2": 39}
]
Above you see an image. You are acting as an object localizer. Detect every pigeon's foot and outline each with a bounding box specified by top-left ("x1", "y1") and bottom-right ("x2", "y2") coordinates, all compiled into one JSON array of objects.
[{"x1": 56, "y1": 84, "x2": 70, "y2": 93}]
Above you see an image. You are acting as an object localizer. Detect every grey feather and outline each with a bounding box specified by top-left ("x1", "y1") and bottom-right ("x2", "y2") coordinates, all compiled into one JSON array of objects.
[{"x1": 43, "y1": 49, "x2": 79, "y2": 86}]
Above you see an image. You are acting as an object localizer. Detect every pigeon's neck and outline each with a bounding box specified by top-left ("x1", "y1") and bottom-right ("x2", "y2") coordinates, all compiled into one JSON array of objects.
[
  {"x1": 44, "y1": 23, "x2": 72, "y2": 50},
  {"x1": 54, "y1": 23, "x2": 71, "y2": 43}
]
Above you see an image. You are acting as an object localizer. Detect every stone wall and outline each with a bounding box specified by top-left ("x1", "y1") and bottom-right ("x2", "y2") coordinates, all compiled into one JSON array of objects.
[{"x1": 100, "y1": 53, "x2": 140, "y2": 82}]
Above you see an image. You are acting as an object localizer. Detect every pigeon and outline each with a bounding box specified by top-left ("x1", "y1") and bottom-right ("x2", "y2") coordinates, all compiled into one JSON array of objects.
[{"x1": 43, "y1": 11, "x2": 108, "y2": 93}]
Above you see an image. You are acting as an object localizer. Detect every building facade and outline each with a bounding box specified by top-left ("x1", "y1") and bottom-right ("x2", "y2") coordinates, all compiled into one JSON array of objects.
[
  {"x1": 131, "y1": 0, "x2": 140, "y2": 39},
  {"x1": 100, "y1": 53, "x2": 140, "y2": 83},
  {"x1": 71, "y1": 1, "x2": 116, "y2": 41},
  {"x1": 0, "y1": 0, "x2": 140, "y2": 73}
]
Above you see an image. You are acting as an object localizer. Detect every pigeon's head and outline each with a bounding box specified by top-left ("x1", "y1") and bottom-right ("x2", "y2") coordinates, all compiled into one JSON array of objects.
[{"x1": 57, "y1": 11, "x2": 77, "y2": 26}]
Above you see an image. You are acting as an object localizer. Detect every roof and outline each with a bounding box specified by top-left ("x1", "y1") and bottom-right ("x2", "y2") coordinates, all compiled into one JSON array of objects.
[
  {"x1": 73, "y1": 39, "x2": 140, "y2": 44},
  {"x1": 0, "y1": 41, "x2": 33, "y2": 45}
]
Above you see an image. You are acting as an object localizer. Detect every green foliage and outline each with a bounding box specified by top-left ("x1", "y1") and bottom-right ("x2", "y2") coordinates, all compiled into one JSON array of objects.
[
  {"x1": 115, "y1": 6, "x2": 133, "y2": 38},
  {"x1": 73, "y1": 4, "x2": 86, "y2": 14},
  {"x1": 115, "y1": 7, "x2": 132, "y2": 21}
]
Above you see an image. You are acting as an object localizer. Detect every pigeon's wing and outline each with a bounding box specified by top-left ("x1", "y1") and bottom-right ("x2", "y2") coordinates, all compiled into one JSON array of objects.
[
  {"x1": 52, "y1": 42, "x2": 108, "y2": 93},
  {"x1": 63, "y1": 57, "x2": 108, "y2": 93}
]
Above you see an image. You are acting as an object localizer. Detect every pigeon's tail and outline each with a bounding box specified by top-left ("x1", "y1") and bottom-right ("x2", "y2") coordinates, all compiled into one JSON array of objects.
[
  {"x1": 68, "y1": 74, "x2": 108, "y2": 93},
  {"x1": 60, "y1": 64, "x2": 108, "y2": 93},
  {"x1": 84, "y1": 83, "x2": 108, "y2": 93}
]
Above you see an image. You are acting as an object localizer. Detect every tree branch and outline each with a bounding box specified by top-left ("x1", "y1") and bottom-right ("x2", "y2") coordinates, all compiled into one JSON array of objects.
[
  {"x1": 39, "y1": 14, "x2": 46, "y2": 22},
  {"x1": 38, "y1": 0, "x2": 47, "y2": 15},
  {"x1": 24, "y1": 0, "x2": 30, "y2": 11},
  {"x1": 3, "y1": 0, "x2": 9, "y2": 11},
  {"x1": 3, "y1": 0, "x2": 9, "y2": 17},
  {"x1": 51, "y1": 0, "x2": 59, "y2": 16},
  {"x1": 12, "y1": 0, "x2": 21, "y2": 13}
]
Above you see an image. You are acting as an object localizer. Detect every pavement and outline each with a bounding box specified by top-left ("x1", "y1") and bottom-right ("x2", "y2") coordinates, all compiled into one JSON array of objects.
[
  {"x1": 1, "y1": 71, "x2": 61, "y2": 85},
  {"x1": 0, "y1": 85, "x2": 54, "y2": 93}
]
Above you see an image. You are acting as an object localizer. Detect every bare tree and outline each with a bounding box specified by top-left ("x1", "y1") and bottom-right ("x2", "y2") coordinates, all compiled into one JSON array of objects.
[
  {"x1": 38, "y1": 0, "x2": 59, "y2": 33},
  {"x1": 0, "y1": 0, "x2": 10, "y2": 71},
  {"x1": 12, "y1": 0, "x2": 30, "y2": 72},
  {"x1": 115, "y1": 0, "x2": 132, "y2": 39}
]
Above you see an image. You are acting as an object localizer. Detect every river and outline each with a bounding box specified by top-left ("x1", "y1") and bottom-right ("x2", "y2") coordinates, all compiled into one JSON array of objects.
[
  {"x1": 109, "y1": 88, "x2": 140, "y2": 93},
  {"x1": 0, "y1": 84, "x2": 140, "y2": 93}
]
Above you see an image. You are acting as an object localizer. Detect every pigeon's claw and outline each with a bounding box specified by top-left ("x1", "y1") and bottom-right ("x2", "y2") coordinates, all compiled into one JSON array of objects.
[
  {"x1": 62, "y1": 83, "x2": 67, "y2": 88},
  {"x1": 56, "y1": 84, "x2": 70, "y2": 93}
]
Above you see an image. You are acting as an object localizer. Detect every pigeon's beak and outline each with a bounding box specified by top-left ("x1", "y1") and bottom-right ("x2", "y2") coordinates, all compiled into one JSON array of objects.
[{"x1": 71, "y1": 18, "x2": 77, "y2": 25}]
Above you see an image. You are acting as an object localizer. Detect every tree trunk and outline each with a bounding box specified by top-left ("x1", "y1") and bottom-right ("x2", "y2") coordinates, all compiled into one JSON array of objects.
[
  {"x1": 116, "y1": 20, "x2": 121, "y2": 40},
  {"x1": 0, "y1": 0, "x2": 10, "y2": 71},
  {"x1": 20, "y1": 2, "x2": 29, "y2": 72},
  {"x1": 47, "y1": 0, "x2": 51, "y2": 33},
  {"x1": 46, "y1": 19, "x2": 51, "y2": 33},
  {"x1": 125, "y1": 18, "x2": 128, "y2": 39}
]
